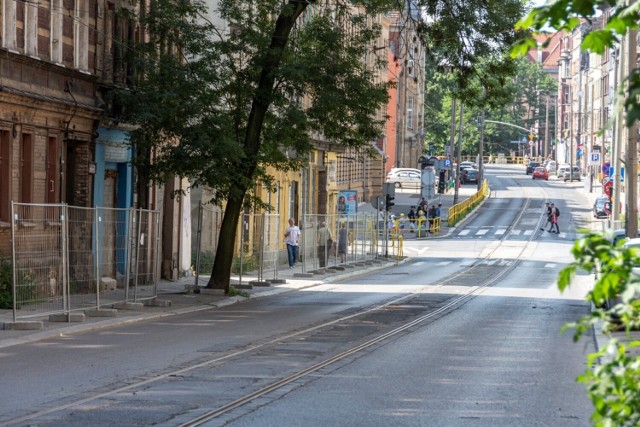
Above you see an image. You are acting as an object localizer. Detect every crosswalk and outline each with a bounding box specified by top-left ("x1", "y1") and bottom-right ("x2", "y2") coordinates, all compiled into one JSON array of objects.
[{"x1": 455, "y1": 228, "x2": 566, "y2": 238}]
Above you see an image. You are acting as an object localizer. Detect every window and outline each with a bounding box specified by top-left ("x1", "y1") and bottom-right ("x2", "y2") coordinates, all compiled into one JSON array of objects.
[
  {"x1": 407, "y1": 96, "x2": 414, "y2": 130},
  {"x1": 47, "y1": 137, "x2": 58, "y2": 204},
  {"x1": 20, "y1": 133, "x2": 33, "y2": 203},
  {"x1": 0, "y1": 130, "x2": 10, "y2": 222}
]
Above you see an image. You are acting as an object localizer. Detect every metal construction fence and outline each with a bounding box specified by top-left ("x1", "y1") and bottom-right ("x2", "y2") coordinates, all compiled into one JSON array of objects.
[
  {"x1": 10, "y1": 202, "x2": 160, "y2": 321},
  {"x1": 191, "y1": 210, "x2": 399, "y2": 287},
  {"x1": 301, "y1": 213, "x2": 385, "y2": 273}
]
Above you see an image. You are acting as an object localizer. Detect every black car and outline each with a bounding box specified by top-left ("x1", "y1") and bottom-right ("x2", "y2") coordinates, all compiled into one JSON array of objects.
[
  {"x1": 593, "y1": 196, "x2": 611, "y2": 219},
  {"x1": 463, "y1": 168, "x2": 479, "y2": 184},
  {"x1": 526, "y1": 161, "x2": 540, "y2": 175}
]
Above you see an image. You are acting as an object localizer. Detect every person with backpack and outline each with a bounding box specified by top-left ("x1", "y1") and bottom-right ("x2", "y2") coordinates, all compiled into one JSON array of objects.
[{"x1": 549, "y1": 203, "x2": 560, "y2": 233}]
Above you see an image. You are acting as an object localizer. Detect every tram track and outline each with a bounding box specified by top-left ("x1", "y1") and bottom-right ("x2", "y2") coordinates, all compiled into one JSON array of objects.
[{"x1": 3, "y1": 185, "x2": 552, "y2": 427}]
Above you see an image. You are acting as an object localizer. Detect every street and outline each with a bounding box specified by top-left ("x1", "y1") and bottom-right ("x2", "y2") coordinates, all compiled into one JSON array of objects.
[{"x1": 0, "y1": 165, "x2": 597, "y2": 426}]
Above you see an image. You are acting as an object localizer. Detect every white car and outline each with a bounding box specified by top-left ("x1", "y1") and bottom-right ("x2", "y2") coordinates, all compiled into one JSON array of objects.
[
  {"x1": 545, "y1": 160, "x2": 557, "y2": 174},
  {"x1": 556, "y1": 164, "x2": 570, "y2": 178},
  {"x1": 386, "y1": 169, "x2": 421, "y2": 188}
]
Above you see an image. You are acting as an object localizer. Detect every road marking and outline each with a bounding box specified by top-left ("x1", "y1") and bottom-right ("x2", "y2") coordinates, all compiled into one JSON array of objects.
[
  {"x1": 476, "y1": 229, "x2": 489, "y2": 236},
  {"x1": 458, "y1": 230, "x2": 471, "y2": 236},
  {"x1": 523, "y1": 230, "x2": 533, "y2": 236},
  {"x1": 495, "y1": 229, "x2": 506, "y2": 235},
  {"x1": 436, "y1": 261, "x2": 453, "y2": 266},
  {"x1": 510, "y1": 229, "x2": 522, "y2": 235},
  {"x1": 544, "y1": 263, "x2": 556, "y2": 268}
]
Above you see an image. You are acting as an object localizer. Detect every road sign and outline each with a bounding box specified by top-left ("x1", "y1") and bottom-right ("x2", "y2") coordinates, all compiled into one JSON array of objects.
[
  {"x1": 590, "y1": 152, "x2": 600, "y2": 163},
  {"x1": 604, "y1": 181, "x2": 613, "y2": 197},
  {"x1": 443, "y1": 159, "x2": 452, "y2": 168}
]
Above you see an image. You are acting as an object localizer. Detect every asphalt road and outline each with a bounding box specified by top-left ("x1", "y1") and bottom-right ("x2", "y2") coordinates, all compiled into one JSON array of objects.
[{"x1": 0, "y1": 164, "x2": 596, "y2": 426}]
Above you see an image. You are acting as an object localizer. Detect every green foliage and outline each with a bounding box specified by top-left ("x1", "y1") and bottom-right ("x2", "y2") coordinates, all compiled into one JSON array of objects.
[
  {"x1": 424, "y1": 57, "x2": 556, "y2": 157},
  {"x1": 513, "y1": 0, "x2": 640, "y2": 128},
  {"x1": 193, "y1": 251, "x2": 215, "y2": 275},
  {"x1": 0, "y1": 259, "x2": 12, "y2": 309},
  {"x1": 558, "y1": 231, "x2": 640, "y2": 425},
  {"x1": 231, "y1": 252, "x2": 259, "y2": 274}
]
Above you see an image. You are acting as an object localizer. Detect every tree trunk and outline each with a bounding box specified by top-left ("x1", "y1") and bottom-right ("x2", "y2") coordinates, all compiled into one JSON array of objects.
[
  {"x1": 207, "y1": 195, "x2": 244, "y2": 293},
  {"x1": 206, "y1": 0, "x2": 311, "y2": 293}
]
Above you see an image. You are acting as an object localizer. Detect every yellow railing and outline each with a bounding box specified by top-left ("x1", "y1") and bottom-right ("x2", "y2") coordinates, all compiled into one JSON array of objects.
[
  {"x1": 393, "y1": 216, "x2": 441, "y2": 237},
  {"x1": 448, "y1": 180, "x2": 490, "y2": 226},
  {"x1": 390, "y1": 233, "x2": 404, "y2": 258}
]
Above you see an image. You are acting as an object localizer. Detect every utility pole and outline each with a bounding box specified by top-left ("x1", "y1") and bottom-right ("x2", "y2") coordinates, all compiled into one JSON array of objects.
[
  {"x1": 626, "y1": 23, "x2": 638, "y2": 238},
  {"x1": 454, "y1": 103, "x2": 464, "y2": 205}
]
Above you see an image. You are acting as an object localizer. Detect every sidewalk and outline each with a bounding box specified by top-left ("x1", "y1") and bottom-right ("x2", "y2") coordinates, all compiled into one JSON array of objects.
[{"x1": 0, "y1": 184, "x2": 481, "y2": 349}]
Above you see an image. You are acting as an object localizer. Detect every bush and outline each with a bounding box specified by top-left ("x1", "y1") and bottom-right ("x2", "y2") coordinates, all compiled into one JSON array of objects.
[
  {"x1": 192, "y1": 251, "x2": 215, "y2": 274},
  {"x1": 231, "y1": 252, "x2": 259, "y2": 274},
  {"x1": 0, "y1": 259, "x2": 12, "y2": 309}
]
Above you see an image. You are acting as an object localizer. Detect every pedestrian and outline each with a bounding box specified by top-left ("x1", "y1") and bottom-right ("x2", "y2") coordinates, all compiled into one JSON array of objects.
[
  {"x1": 338, "y1": 222, "x2": 348, "y2": 263},
  {"x1": 408, "y1": 206, "x2": 416, "y2": 224},
  {"x1": 428, "y1": 205, "x2": 437, "y2": 232},
  {"x1": 540, "y1": 202, "x2": 552, "y2": 231},
  {"x1": 549, "y1": 203, "x2": 561, "y2": 233},
  {"x1": 436, "y1": 203, "x2": 441, "y2": 218},
  {"x1": 284, "y1": 217, "x2": 301, "y2": 268},
  {"x1": 317, "y1": 221, "x2": 332, "y2": 268}
]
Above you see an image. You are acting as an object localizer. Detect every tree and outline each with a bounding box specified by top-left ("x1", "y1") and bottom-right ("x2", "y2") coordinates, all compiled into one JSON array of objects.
[
  {"x1": 118, "y1": 0, "x2": 526, "y2": 293},
  {"x1": 515, "y1": 3, "x2": 640, "y2": 423}
]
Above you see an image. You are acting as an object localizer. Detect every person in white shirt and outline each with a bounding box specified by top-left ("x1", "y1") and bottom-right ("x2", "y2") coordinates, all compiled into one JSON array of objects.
[{"x1": 284, "y1": 217, "x2": 301, "y2": 268}]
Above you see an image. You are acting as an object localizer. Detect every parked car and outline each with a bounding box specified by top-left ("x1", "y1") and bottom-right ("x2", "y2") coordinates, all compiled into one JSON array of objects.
[
  {"x1": 563, "y1": 165, "x2": 581, "y2": 181},
  {"x1": 526, "y1": 161, "x2": 540, "y2": 174},
  {"x1": 459, "y1": 161, "x2": 477, "y2": 172},
  {"x1": 386, "y1": 169, "x2": 421, "y2": 188},
  {"x1": 545, "y1": 160, "x2": 557, "y2": 174},
  {"x1": 593, "y1": 196, "x2": 611, "y2": 219},
  {"x1": 556, "y1": 164, "x2": 570, "y2": 178},
  {"x1": 532, "y1": 167, "x2": 549, "y2": 180},
  {"x1": 462, "y1": 168, "x2": 479, "y2": 184}
]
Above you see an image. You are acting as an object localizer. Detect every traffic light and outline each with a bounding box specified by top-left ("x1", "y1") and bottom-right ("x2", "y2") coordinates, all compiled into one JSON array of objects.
[{"x1": 385, "y1": 194, "x2": 395, "y2": 210}]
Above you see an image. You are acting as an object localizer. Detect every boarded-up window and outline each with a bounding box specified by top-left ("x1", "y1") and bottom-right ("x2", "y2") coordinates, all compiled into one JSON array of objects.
[
  {"x1": 0, "y1": 130, "x2": 10, "y2": 221},
  {"x1": 20, "y1": 133, "x2": 33, "y2": 203},
  {"x1": 47, "y1": 137, "x2": 58, "y2": 204}
]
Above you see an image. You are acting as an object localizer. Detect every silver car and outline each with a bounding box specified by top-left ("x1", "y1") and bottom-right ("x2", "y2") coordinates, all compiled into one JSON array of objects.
[
  {"x1": 563, "y1": 166, "x2": 581, "y2": 181},
  {"x1": 386, "y1": 169, "x2": 421, "y2": 188}
]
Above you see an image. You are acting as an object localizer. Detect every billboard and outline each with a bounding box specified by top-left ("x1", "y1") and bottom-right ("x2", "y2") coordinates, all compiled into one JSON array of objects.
[{"x1": 337, "y1": 190, "x2": 358, "y2": 215}]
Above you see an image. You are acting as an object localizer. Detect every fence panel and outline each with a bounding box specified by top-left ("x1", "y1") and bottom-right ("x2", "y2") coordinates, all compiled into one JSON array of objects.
[
  {"x1": 193, "y1": 203, "x2": 222, "y2": 286},
  {"x1": 11, "y1": 203, "x2": 67, "y2": 320},
  {"x1": 10, "y1": 203, "x2": 160, "y2": 320},
  {"x1": 131, "y1": 209, "x2": 160, "y2": 301},
  {"x1": 66, "y1": 206, "x2": 99, "y2": 311}
]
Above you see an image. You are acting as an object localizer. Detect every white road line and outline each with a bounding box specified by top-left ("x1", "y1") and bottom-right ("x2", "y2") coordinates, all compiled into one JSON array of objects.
[
  {"x1": 476, "y1": 229, "x2": 489, "y2": 236},
  {"x1": 436, "y1": 261, "x2": 452, "y2": 266},
  {"x1": 495, "y1": 229, "x2": 506, "y2": 235},
  {"x1": 524, "y1": 229, "x2": 533, "y2": 236},
  {"x1": 544, "y1": 263, "x2": 556, "y2": 268},
  {"x1": 458, "y1": 230, "x2": 471, "y2": 236},
  {"x1": 511, "y1": 229, "x2": 522, "y2": 235}
]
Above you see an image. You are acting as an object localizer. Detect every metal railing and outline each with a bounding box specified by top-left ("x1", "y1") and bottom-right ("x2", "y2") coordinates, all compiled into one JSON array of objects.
[
  {"x1": 448, "y1": 180, "x2": 490, "y2": 226},
  {"x1": 10, "y1": 202, "x2": 160, "y2": 321}
]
